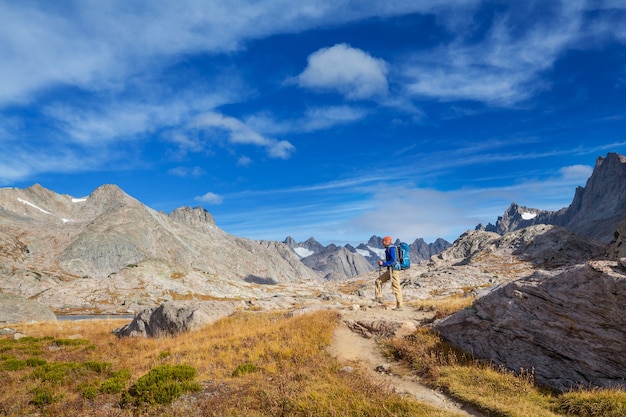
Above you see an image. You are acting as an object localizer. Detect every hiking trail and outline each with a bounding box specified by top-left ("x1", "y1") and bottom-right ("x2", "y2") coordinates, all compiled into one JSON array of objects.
[{"x1": 329, "y1": 305, "x2": 487, "y2": 417}]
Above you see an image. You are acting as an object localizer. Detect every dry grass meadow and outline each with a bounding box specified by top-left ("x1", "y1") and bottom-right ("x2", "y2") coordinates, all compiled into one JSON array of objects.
[{"x1": 1, "y1": 299, "x2": 624, "y2": 416}]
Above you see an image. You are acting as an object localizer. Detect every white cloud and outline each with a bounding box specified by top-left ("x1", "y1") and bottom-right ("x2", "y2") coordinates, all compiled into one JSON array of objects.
[
  {"x1": 193, "y1": 111, "x2": 295, "y2": 159},
  {"x1": 168, "y1": 166, "x2": 204, "y2": 177},
  {"x1": 237, "y1": 156, "x2": 252, "y2": 166},
  {"x1": 0, "y1": 143, "x2": 106, "y2": 184},
  {"x1": 245, "y1": 105, "x2": 368, "y2": 135},
  {"x1": 400, "y1": 2, "x2": 625, "y2": 106},
  {"x1": 0, "y1": 2, "x2": 476, "y2": 107},
  {"x1": 195, "y1": 191, "x2": 224, "y2": 205},
  {"x1": 296, "y1": 43, "x2": 389, "y2": 99},
  {"x1": 558, "y1": 164, "x2": 593, "y2": 182}
]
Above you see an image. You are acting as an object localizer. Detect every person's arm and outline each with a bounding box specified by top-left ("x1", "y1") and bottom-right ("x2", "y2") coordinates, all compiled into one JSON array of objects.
[{"x1": 380, "y1": 246, "x2": 397, "y2": 267}]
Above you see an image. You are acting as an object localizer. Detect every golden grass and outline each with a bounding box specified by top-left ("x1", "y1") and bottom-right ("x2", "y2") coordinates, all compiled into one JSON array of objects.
[
  {"x1": 0, "y1": 311, "x2": 458, "y2": 417},
  {"x1": 558, "y1": 387, "x2": 626, "y2": 417},
  {"x1": 2, "y1": 295, "x2": 624, "y2": 416},
  {"x1": 409, "y1": 293, "x2": 476, "y2": 319}
]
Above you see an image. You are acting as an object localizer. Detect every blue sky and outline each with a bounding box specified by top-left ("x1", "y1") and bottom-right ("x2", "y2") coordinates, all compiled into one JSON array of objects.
[{"x1": 1, "y1": 1, "x2": 625, "y2": 245}]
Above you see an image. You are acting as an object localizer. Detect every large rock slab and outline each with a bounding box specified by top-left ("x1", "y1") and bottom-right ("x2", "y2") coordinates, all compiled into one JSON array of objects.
[
  {"x1": 113, "y1": 301, "x2": 238, "y2": 338},
  {"x1": 0, "y1": 293, "x2": 57, "y2": 324},
  {"x1": 434, "y1": 261, "x2": 626, "y2": 392}
]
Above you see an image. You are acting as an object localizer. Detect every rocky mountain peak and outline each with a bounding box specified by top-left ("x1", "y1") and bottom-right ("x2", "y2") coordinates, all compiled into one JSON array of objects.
[
  {"x1": 484, "y1": 152, "x2": 626, "y2": 243},
  {"x1": 169, "y1": 206, "x2": 216, "y2": 232},
  {"x1": 564, "y1": 152, "x2": 626, "y2": 241}
]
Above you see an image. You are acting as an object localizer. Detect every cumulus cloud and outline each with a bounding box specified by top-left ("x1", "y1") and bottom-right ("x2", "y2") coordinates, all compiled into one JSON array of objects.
[
  {"x1": 296, "y1": 43, "x2": 389, "y2": 99},
  {"x1": 195, "y1": 191, "x2": 224, "y2": 205}
]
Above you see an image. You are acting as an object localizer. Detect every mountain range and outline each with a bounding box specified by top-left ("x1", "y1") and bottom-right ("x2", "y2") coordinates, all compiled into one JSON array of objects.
[
  {"x1": 282, "y1": 235, "x2": 451, "y2": 280},
  {"x1": 1, "y1": 152, "x2": 625, "y2": 315}
]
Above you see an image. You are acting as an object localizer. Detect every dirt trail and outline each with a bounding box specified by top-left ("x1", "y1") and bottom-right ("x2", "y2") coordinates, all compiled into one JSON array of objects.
[{"x1": 328, "y1": 306, "x2": 486, "y2": 417}]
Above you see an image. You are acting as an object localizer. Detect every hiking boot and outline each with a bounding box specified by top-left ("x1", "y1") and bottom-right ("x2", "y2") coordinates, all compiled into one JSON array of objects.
[
  {"x1": 393, "y1": 306, "x2": 403, "y2": 311},
  {"x1": 375, "y1": 298, "x2": 384, "y2": 304}
]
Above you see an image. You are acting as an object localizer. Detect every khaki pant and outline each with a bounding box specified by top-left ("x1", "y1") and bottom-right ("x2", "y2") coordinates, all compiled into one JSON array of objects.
[{"x1": 375, "y1": 268, "x2": 403, "y2": 307}]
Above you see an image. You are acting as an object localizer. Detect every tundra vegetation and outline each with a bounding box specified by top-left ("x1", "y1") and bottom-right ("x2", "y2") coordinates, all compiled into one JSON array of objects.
[{"x1": 0, "y1": 298, "x2": 624, "y2": 417}]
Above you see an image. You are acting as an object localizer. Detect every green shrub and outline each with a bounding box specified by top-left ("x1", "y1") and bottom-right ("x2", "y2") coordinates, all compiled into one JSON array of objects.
[
  {"x1": 54, "y1": 338, "x2": 88, "y2": 346},
  {"x1": 3, "y1": 358, "x2": 26, "y2": 371},
  {"x1": 100, "y1": 369, "x2": 132, "y2": 394},
  {"x1": 121, "y1": 364, "x2": 200, "y2": 407},
  {"x1": 83, "y1": 361, "x2": 111, "y2": 374},
  {"x1": 26, "y1": 357, "x2": 47, "y2": 367},
  {"x1": 33, "y1": 362, "x2": 80, "y2": 384},
  {"x1": 79, "y1": 382, "x2": 100, "y2": 399},
  {"x1": 29, "y1": 385, "x2": 62, "y2": 408},
  {"x1": 232, "y1": 363, "x2": 259, "y2": 377}
]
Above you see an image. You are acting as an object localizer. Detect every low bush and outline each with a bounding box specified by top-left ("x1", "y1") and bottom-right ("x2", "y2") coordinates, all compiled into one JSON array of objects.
[
  {"x1": 121, "y1": 364, "x2": 201, "y2": 407},
  {"x1": 231, "y1": 362, "x2": 259, "y2": 377},
  {"x1": 100, "y1": 369, "x2": 132, "y2": 394}
]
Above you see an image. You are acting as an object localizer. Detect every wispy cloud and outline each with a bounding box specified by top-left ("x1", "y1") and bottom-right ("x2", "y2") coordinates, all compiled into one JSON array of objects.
[
  {"x1": 218, "y1": 162, "x2": 590, "y2": 244},
  {"x1": 0, "y1": 1, "x2": 476, "y2": 106},
  {"x1": 192, "y1": 111, "x2": 295, "y2": 159},
  {"x1": 0, "y1": 143, "x2": 107, "y2": 184},
  {"x1": 399, "y1": 2, "x2": 623, "y2": 106},
  {"x1": 245, "y1": 105, "x2": 368, "y2": 135},
  {"x1": 168, "y1": 166, "x2": 205, "y2": 177}
]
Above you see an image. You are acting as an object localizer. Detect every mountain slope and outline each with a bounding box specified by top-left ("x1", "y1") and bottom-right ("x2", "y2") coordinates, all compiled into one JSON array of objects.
[{"x1": 0, "y1": 184, "x2": 321, "y2": 313}]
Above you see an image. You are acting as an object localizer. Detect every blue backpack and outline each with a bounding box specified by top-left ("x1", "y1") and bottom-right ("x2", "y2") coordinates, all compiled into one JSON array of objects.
[{"x1": 394, "y1": 242, "x2": 411, "y2": 270}]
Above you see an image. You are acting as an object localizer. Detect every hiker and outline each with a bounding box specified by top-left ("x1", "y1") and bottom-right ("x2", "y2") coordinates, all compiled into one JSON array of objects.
[{"x1": 375, "y1": 235, "x2": 403, "y2": 310}]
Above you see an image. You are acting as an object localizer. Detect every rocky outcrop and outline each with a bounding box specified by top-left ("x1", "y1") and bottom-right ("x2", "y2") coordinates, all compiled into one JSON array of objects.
[
  {"x1": 169, "y1": 206, "x2": 215, "y2": 232},
  {"x1": 435, "y1": 225, "x2": 605, "y2": 269},
  {"x1": 0, "y1": 293, "x2": 57, "y2": 324},
  {"x1": 113, "y1": 301, "x2": 238, "y2": 338},
  {"x1": 345, "y1": 319, "x2": 418, "y2": 339},
  {"x1": 434, "y1": 261, "x2": 626, "y2": 392},
  {"x1": 485, "y1": 153, "x2": 626, "y2": 243},
  {"x1": 606, "y1": 218, "x2": 626, "y2": 260}
]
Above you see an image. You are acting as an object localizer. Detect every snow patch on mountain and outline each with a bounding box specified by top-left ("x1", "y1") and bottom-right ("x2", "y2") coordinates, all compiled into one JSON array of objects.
[
  {"x1": 294, "y1": 247, "x2": 314, "y2": 258},
  {"x1": 17, "y1": 198, "x2": 51, "y2": 215},
  {"x1": 17, "y1": 197, "x2": 71, "y2": 223},
  {"x1": 368, "y1": 246, "x2": 385, "y2": 259}
]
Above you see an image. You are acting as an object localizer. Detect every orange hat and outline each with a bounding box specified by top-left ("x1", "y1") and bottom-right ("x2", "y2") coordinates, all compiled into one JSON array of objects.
[{"x1": 382, "y1": 236, "x2": 392, "y2": 244}]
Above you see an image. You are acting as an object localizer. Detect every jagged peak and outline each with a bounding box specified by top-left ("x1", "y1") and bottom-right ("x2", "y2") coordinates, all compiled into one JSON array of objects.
[{"x1": 168, "y1": 206, "x2": 216, "y2": 232}]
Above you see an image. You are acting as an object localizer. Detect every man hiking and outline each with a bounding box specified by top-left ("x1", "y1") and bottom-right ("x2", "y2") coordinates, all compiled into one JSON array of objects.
[{"x1": 375, "y1": 235, "x2": 404, "y2": 310}]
